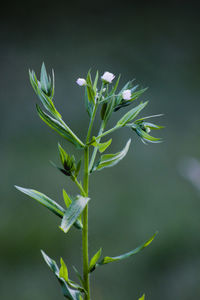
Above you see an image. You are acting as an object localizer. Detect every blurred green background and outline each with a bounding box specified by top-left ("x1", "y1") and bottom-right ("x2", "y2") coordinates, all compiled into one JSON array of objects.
[{"x1": 1, "y1": 1, "x2": 200, "y2": 299}]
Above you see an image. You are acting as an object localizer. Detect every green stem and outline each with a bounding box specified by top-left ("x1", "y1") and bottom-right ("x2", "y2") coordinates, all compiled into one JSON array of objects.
[
  {"x1": 82, "y1": 146, "x2": 90, "y2": 300},
  {"x1": 89, "y1": 121, "x2": 105, "y2": 172},
  {"x1": 74, "y1": 177, "x2": 87, "y2": 197},
  {"x1": 82, "y1": 102, "x2": 99, "y2": 300},
  {"x1": 95, "y1": 125, "x2": 119, "y2": 140}
]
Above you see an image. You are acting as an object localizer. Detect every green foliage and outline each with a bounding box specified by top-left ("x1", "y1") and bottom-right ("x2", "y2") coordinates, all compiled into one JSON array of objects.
[
  {"x1": 16, "y1": 64, "x2": 164, "y2": 300},
  {"x1": 92, "y1": 139, "x2": 131, "y2": 171},
  {"x1": 41, "y1": 251, "x2": 84, "y2": 300},
  {"x1": 89, "y1": 232, "x2": 158, "y2": 272},
  {"x1": 138, "y1": 294, "x2": 145, "y2": 300},
  {"x1": 60, "y1": 196, "x2": 90, "y2": 233},
  {"x1": 88, "y1": 248, "x2": 102, "y2": 272},
  {"x1": 15, "y1": 186, "x2": 65, "y2": 218}
]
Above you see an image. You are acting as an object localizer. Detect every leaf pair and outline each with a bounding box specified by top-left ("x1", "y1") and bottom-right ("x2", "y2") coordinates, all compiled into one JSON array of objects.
[
  {"x1": 89, "y1": 232, "x2": 158, "y2": 273},
  {"x1": 92, "y1": 139, "x2": 131, "y2": 172},
  {"x1": 41, "y1": 251, "x2": 84, "y2": 300},
  {"x1": 15, "y1": 186, "x2": 89, "y2": 233},
  {"x1": 30, "y1": 64, "x2": 84, "y2": 149}
]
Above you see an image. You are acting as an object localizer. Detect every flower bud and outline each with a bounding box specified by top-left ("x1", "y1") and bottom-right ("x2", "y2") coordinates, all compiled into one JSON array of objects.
[
  {"x1": 76, "y1": 78, "x2": 86, "y2": 86},
  {"x1": 101, "y1": 72, "x2": 115, "y2": 84},
  {"x1": 122, "y1": 89, "x2": 132, "y2": 100}
]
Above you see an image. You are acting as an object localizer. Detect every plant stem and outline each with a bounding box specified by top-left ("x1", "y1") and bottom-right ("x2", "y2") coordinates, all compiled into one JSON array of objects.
[
  {"x1": 89, "y1": 121, "x2": 105, "y2": 172},
  {"x1": 82, "y1": 102, "x2": 98, "y2": 300},
  {"x1": 82, "y1": 146, "x2": 90, "y2": 300},
  {"x1": 95, "y1": 125, "x2": 119, "y2": 140}
]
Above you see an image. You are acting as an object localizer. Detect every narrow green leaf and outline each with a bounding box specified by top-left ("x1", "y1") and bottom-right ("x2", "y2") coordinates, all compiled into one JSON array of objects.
[
  {"x1": 138, "y1": 294, "x2": 145, "y2": 300},
  {"x1": 36, "y1": 105, "x2": 83, "y2": 148},
  {"x1": 91, "y1": 138, "x2": 112, "y2": 153},
  {"x1": 110, "y1": 74, "x2": 121, "y2": 95},
  {"x1": 41, "y1": 250, "x2": 81, "y2": 300},
  {"x1": 86, "y1": 70, "x2": 95, "y2": 104},
  {"x1": 117, "y1": 102, "x2": 148, "y2": 126},
  {"x1": 15, "y1": 186, "x2": 65, "y2": 218},
  {"x1": 84, "y1": 88, "x2": 93, "y2": 117},
  {"x1": 59, "y1": 258, "x2": 69, "y2": 282},
  {"x1": 60, "y1": 196, "x2": 90, "y2": 233},
  {"x1": 98, "y1": 232, "x2": 158, "y2": 266},
  {"x1": 63, "y1": 189, "x2": 72, "y2": 208},
  {"x1": 93, "y1": 139, "x2": 131, "y2": 171},
  {"x1": 73, "y1": 266, "x2": 84, "y2": 287},
  {"x1": 40, "y1": 62, "x2": 49, "y2": 94},
  {"x1": 89, "y1": 248, "x2": 102, "y2": 272},
  {"x1": 135, "y1": 127, "x2": 162, "y2": 143},
  {"x1": 62, "y1": 189, "x2": 83, "y2": 230}
]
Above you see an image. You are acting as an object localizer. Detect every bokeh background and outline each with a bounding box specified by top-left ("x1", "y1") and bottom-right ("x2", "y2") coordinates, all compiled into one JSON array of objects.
[{"x1": 1, "y1": 1, "x2": 200, "y2": 299}]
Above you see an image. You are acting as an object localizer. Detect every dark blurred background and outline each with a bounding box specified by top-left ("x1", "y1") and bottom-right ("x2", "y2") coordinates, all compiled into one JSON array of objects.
[{"x1": 1, "y1": 1, "x2": 200, "y2": 299}]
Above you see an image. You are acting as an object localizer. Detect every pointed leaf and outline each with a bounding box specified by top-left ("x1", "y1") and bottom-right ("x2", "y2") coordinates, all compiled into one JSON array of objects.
[
  {"x1": 89, "y1": 248, "x2": 102, "y2": 272},
  {"x1": 41, "y1": 251, "x2": 81, "y2": 300},
  {"x1": 15, "y1": 186, "x2": 65, "y2": 218},
  {"x1": 86, "y1": 70, "x2": 95, "y2": 104},
  {"x1": 60, "y1": 258, "x2": 69, "y2": 282},
  {"x1": 138, "y1": 294, "x2": 145, "y2": 300},
  {"x1": 98, "y1": 232, "x2": 158, "y2": 266},
  {"x1": 73, "y1": 266, "x2": 84, "y2": 287},
  {"x1": 63, "y1": 189, "x2": 72, "y2": 208},
  {"x1": 60, "y1": 196, "x2": 90, "y2": 233},
  {"x1": 36, "y1": 105, "x2": 83, "y2": 148},
  {"x1": 91, "y1": 138, "x2": 112, "y2": 153},
  {"x1": 117, "y1": 102, "x2": 148, "y2": 126},
  {"x1": 135, "y1": 127, "x2": 162, "y2": 143},
  {"x1": 40, "y1": 62, "x2": 49, "y2": 94},
  {"x1": 62, "y1": 189, "x2": 83, "y2": 230},
  {"x1": 93, "y1": 139, "x2": 131, "y2": 171}
]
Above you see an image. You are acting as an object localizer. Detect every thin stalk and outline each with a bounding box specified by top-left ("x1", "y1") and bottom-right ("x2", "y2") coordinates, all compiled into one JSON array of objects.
[
  {"x1": 89, "y1": 121, "x2": 105, "y2": 172},
  {"x1": 95, "y1": 125, "x2": 119, "y2": 140},
  {"x1": 82, "y1": 146, "x2": 90, "y2": 300},
  {"x1": 82, "y1": 102, "x2": 98, "y2": 300}
]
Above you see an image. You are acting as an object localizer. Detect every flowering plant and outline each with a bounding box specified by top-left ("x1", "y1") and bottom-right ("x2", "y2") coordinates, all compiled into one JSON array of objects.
[{"x1": 15, "y1": 63, "x2": 163, "y2": 300}]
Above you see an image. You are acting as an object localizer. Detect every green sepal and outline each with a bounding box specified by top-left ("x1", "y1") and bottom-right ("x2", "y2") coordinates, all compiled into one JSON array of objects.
[
  {"x1": 59, "y1": 258, "x2": 69, "y2": 282},
  {"x1": 93, "y1": 139, "x2": 131, "y2": 171},
  {"x1": 58, "y1": 143, "x2": 76, "y2": 176},
  {"x1": 138, "y1": 294, "x2": 145, "y2": 300},
  {"x1": 86, "y1": 70, "x2": 95, "y2": 104},
  {"x1": 89, "y1": 248, "x2": 102, "y2": 273},
  {"x1": 114, "y1": 87, "x2": 148, "y2": 112},
  {"x1": 91, "y1": 138, "x2": 112, "y2": 153},
  {"x1": 60, "y1": 196, "x2": 90, "y2": 233},
  {"x1": 98, "y1": 231, "x2": 158, "y2": 266},
  {"x1": 134, "y1": 126, "x2": 162, "y2": 144},
  {"x1": 117, "y1": 102, "x2": 148, "y2": 127},
  {"x1": 41, "y1": 250, "x2": 83, "y2": 300},
  {"x1": 15, "y1": 186, "x2": 65, "y2": 218},
  {"x1": 36, "y1": 105, "x2": 83, "y2": 148}
]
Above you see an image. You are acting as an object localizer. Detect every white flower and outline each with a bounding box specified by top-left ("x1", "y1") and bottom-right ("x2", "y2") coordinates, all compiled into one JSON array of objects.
[
  {"x1": 76, "y1": 78, "x2": 86, "y2": 86},
  {"x1": 122, "y1": 89, "x2": 132, "y2": 100},
  {"x1": 101, "y1": 71, "x2": 115, "y2": 83}
]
